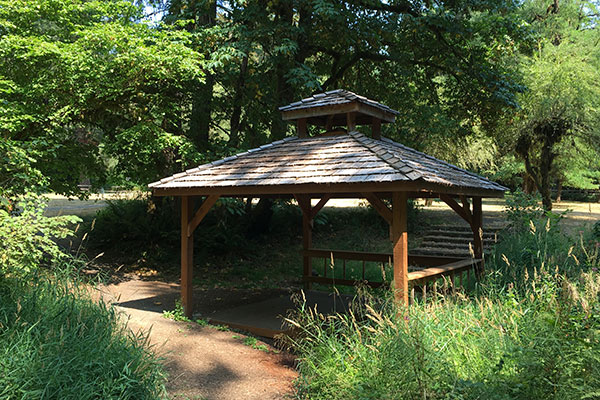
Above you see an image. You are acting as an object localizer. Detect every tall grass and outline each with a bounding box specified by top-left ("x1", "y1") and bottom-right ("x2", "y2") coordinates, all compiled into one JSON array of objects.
[
  {"x1": 0, "y1": 196, "x2": 167, "y2": 399},
  {"x1": 285, "y1": 216, "x2": 600, "y2": 400}
]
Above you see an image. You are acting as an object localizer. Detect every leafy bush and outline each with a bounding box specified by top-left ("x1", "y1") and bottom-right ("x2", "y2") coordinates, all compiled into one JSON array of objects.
[
  {"x1": 285, "y1": 224, "x2": 600, "y2": 400},
  {"x1": 89, "y1": 195, "x2": 249, "y2": 255},
  {"x1": 504, "y1": 189, "x2": 545, "y2": 231},
  {"x1": 0, "y1": 195, "x2": 80, "y2": 278}
]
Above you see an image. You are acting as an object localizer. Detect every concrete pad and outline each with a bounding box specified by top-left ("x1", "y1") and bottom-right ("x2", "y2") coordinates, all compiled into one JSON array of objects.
[{"x1": 206, "y1": 290, "x2": 354, "y2": 338}]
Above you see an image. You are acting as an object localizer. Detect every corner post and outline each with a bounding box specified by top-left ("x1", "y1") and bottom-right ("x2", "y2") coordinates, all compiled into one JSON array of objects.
[
  {"x1": 372, "y1": 117, "x2": 381, "y2": 140},
  {"x1": 297, "y1": 118, "x2": 308, "y2": 138},
  {"x1": 347, "y1": 112, "x2": 356, "y2": 132},
  {"x1": 295, "y1": 195, "x2": 313, "y2": 290},
  {"x1": 392, "y1": 191, "x2": 409, "y2": 306},
  {"x1": 181, "y1": 196, "x2": 194, "y2": 318},
  {"x1": 472, "y1": 196, "x2": 484, "y2": 274}
]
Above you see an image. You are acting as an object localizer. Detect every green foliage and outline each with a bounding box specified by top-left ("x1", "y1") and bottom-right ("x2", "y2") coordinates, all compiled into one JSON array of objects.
[
  {"x1": 162, "y1": 299, "x2": 190, "y2": 322},
  {"x1": 0, "y1": 0, "x2": 204, "y2": 196},
  {"x1": 91, "y1": 196, "x2": 179, "y2": 247},
  {"x1": 593, "y1": 221, "x2": 600, "y2": 240},
  {"x1": 285, "y1": 224, "x2": 600, "y2": 400},
  {"x1": 503, "y1": 189, "x2": 545, "y2": 230},
  {"x1": 89, "y1": 196, "x2": 248, "y2": 256},
  {"x1": 0, "y1": 270, "x2": 167, "y2": 399},
  {"x1": 0, "y1": 198, "x2": 166, "y2": 399},
  {"x1": 496, "y1": 0, "x2": 600, "y2": 208},
  {"x1": 242, "y1": 336, "x2": 270, "y2": 352},
  {"x1": 0, "y1": 195, "x2": 80, "y2": 278}
]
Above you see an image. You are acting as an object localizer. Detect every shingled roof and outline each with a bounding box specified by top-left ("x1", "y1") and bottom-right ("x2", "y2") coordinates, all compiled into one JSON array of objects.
[
  {"x1": 279, "y1": 89, "x2": 399, "y2": 126},
  {"x1": 149, "y1": 131, "x2": 507, "y2": 197}
]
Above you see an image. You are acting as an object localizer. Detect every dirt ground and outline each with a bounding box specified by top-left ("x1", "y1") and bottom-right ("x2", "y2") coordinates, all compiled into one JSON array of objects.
[{"x1": 98, "y1": 278, "x2": 298, "y2": 400}]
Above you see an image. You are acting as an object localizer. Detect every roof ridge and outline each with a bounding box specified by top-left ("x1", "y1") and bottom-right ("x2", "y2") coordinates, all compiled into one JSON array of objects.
[
  {"x1": 347, "y1": 131, "x2": 423, "y2": 181},
  {"x1": 148, "y1": 136, "x2": 298, "y2": 188}
]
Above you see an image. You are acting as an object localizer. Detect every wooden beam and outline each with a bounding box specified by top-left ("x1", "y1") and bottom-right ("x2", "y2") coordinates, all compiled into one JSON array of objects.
[
  {"x1": 180, "y1": 196, "x2": 194, "y2": 318},
  {"x1": 187, "y1": 195, "x2": 220, "y2": 237},
  {"x1": 282, "y1": 102, "x2": 360, "y2": 121},
  {"x1": 294, "y1": 194, "x2": 311, "y2": 215},
  {"x1": 472, "y1": 196, "x2": 484, "y2": 274},
  {"x1": 152, "y1": 181, "x2": 506, "y2": 199},
  {"x1": 392, "y1": 191, "x2": 409, "y2": 306},
  {"x1": 439, "y1": 194, "x2": 472, "y2": 225},
  {"x1": 356, "y1": 103, "x2": 396, "y2": 123},
  {"x1": 408, "y1": 258, "x2": 480, "y2": 282},
  {"x1": 372, "y1": 117, "x2": 381, "y2": 140},
  {"x1": 310, "y1": 194, "x2": 331, "y2": 219},
  {"x1": 302, "y1": 204, "x2": 313, "y2": 291},
  {"x1": 325, "y1": 115, "x2": 334, "y2": 131},
  {"x1": 297, "y1": 118, "x2": 308, "y2": 138},
  {"x1": 459, "y1": 195, "x2": 471, "y2": 215},
  {"x1": 347, "y1": 112, "x2": 357, "y2": 132},
  {"x1": 294, "y1": 194, "x2": 313, "y2": 290},
  {"x1": 304, "y1": 276, "x2": 385, "y2": 288},
  {"x1": 363, "y1": 192, "x2": 392, "y2": 224}
]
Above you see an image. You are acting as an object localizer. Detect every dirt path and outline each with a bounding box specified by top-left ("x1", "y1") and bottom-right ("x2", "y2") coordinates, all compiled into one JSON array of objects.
[{"x1": 98, "y1": 278, "x2": 298, "y2": 400}]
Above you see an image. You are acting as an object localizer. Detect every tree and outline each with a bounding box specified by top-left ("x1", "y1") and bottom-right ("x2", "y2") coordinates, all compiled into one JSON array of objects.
[
  {"x1": 0, "y1": 0, "x2": 204, "y2": 197},
  {"x1": 502, "y1": 0, "x2": 600, "y2": 209},
  {"x1": 159, "y1": 0, "x2": 528, "y2": 155}
]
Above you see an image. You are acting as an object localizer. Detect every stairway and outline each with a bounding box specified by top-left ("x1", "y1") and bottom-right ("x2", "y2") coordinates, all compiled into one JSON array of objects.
[{"x1": 411, "y1": 225, "x2": 503, "y2": 258}]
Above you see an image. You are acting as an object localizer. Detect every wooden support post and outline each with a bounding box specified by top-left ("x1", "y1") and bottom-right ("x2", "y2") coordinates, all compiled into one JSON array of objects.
[
  {"x1": 372, "y1": 117, "x2": 381, "y2": 140},
  {"x1": 325, "y1": 115, "x2": 334, "y2": 131},
  {"x1": 302, "y1": 205, "x2": 313, "y2": 290},
  {"x1": 472, "y1": 196, "x2": 484, "y2": 274},
  {"x1": 181, "y1": 196, "x2": 194, "y2": 318},
  {"x1": 295, "y1": 195, "x2": 313, "y2": 290},
  {"x1": 347, "y1": 112, "x2": 357, "y2": 132},
  {"x1": 297, "y1": 118, "x2": 308, "y2": 138},
  {"x1": 392, "y1": 191, "x2": 409, "y2": 306}
]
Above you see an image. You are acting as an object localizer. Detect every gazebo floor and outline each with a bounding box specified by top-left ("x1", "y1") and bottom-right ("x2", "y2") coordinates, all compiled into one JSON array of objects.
[{"x1": 204, "y1": 290, "x2": 353, "y2": 338}]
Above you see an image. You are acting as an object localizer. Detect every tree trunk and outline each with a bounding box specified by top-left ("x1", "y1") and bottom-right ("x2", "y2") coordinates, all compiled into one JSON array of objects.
[
  {"x1": 556, "y1": 179, "x2": 563, "y2": 202},
  {"x1": 229, "y1": 55, "x2": 248, "y2": 147}
]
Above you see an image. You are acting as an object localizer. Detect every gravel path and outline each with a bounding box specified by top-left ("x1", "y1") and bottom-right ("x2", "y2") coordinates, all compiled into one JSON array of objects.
[{"x1": 98, "y1": 279, "x2": 297, "y2": 400}]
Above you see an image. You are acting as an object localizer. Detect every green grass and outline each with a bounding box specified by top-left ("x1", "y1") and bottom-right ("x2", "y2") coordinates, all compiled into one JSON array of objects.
[
  {"x1": 0, "y1": 270, "x2": 167, "y2": 399},
  {"x1": 0, "y1": 197, "x2": 166, "y2": 400},
  {"x1": 284, "y1": 217, "x2": 600, "y2": 400}
]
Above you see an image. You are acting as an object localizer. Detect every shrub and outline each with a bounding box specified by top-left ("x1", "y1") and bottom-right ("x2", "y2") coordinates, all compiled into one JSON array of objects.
[
  {"x1": 504, "y1": 189, "x2": 545, "y2": 231},
  {"x1": 0, "y1": 195, "x2": 80, "y2": 278}
]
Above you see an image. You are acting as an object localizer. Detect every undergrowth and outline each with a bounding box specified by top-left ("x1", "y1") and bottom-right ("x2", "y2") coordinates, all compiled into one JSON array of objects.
[
  {"x1": 0, "y1": 196, "x2": 167, "y2": 399},
  {"x1": 284, "y1": 195, "x2": 600, "y2": 400}
]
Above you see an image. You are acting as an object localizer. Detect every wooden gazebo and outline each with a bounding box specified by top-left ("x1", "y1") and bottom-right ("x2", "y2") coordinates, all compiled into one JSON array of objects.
[{"x1": 150, "y1": 89, "x2": 506, "y2": 318}]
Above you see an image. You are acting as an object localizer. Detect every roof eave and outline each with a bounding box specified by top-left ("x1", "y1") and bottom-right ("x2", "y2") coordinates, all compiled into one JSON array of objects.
[
  {"x1": 281, "y1": 101, "x2": 396, "y2": 123},
  {"x1": 151, "y1": 181, "x2": 506, "y2": 198}
]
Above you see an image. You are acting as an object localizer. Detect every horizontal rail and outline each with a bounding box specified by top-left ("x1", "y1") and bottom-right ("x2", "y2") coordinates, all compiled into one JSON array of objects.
[
  {"x1": 303, "y1": 249, "x2": 463, "y2": 267},
  {"x1": 408, "y1": 258, "x2": 481, "y2": 283},
  {"x1": 304, "y1": 276, "x2": 385, "y2": 288},
  {"x1": 303, "y1": 248, "x2": 391, "y2": 263}
]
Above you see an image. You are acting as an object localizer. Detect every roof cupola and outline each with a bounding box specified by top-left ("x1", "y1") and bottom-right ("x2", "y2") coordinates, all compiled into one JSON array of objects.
[{"x1": 278, "y1": 89, "x2": 399, "y2": 139}]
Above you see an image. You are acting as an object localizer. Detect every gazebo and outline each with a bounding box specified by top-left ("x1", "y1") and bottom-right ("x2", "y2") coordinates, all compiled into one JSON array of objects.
[{"x1": 150, "y1": 89, "x2": 506, "y2": 318}]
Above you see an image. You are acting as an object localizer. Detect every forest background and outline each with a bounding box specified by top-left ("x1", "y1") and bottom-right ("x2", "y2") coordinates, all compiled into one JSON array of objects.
[{"x1": 1, "y1": 0, "x2": 600, "y2": 210}]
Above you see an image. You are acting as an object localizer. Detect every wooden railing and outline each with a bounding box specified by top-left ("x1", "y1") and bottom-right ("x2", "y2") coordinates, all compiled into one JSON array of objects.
[{"x1": 302, "y1": 248, "x2": 481, "y2": 297}]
